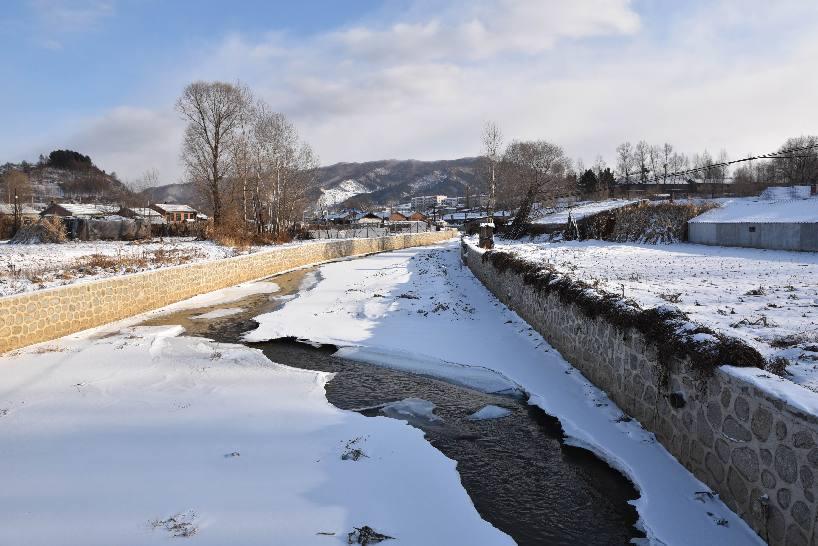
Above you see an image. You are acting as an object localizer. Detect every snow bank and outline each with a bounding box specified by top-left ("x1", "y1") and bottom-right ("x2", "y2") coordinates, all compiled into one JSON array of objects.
[
  {"x1": 0, "y1": 325, "x2": 512, "y2": 545},
  {"x1": 490, "y1": 238, "x2": 818, "y2": 392},
  {"x1": 247, "y1": 241, "x2": 763, "y2": 545}
]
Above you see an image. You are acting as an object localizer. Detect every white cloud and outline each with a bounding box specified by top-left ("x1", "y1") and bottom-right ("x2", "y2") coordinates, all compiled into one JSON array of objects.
[
  {"x1": 30, "y1": 0, "x2": 818, "y2": 182},
  {"x1": 63, "y1": 107, "x2": 185, "y2": 184}
]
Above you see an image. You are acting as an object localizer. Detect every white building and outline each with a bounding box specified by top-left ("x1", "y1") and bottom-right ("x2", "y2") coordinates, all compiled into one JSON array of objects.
[{"x1": 411, "y1": 195, "x2": 447, "y2": 210}]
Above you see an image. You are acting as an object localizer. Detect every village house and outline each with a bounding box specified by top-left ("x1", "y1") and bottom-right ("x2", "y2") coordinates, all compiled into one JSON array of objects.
[
  {"x1": 151, "y1": 203, "x2": 199, "y2": 223},
  {"x1": 40, "y1": 203, "x2": 119, "y2": 218},
  {"x1": 407, "y1": 211, "x2": 428, "y2": 222}
]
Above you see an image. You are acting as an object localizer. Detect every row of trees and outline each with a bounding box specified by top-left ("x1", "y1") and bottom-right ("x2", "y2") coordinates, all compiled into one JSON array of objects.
[
  {"x1": 176, "y1": 81, "x2": 317, "y2": 236},
  {"x1": 479, "y1": 124, "x2": 818, "y2": 232},
  {"x1": 613, "y1": 136, "x2": 818, "y2": 188}
]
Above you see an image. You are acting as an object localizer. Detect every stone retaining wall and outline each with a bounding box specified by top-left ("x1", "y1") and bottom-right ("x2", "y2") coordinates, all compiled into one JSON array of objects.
[
  {"x1": 464, "y1": 242, "x2": 818, "y2": 546},
  {"x1": 0, "y1": 231, "x2": 455, "y2": 354}
]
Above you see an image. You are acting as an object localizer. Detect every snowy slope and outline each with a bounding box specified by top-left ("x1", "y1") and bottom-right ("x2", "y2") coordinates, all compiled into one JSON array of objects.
[{"x1": 317, "y1": 179, "x2": 370, "y2": 208}]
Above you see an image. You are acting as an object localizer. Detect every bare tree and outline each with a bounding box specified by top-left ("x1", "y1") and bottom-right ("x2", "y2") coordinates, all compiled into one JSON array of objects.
[
  {"x1": 775, "y1": 135, "x2": 818, "y2": 185},
  {"x1": 648, "y1": 144, "x2": 661, "y2": 184},
  {"x1": 500, "y1": 140, "x2": 569, "y2": 236},
  {"x1": 634, "y1": 140, "x2": 651, "y2": 184},
  {"x1": 481, "y1": 121, "x2": 503, "y2": 220},
  {"x1": 616, "y1": 142, "x2": 634, "y2": 185},
  {"x1": 250, "y1": 103, "x2": 318, "y2": 238},
  {"x1": 176, "y1": 81, "x2": 250, "y2": 226},
  {"x1": 480, "y1": 121, "x2": 503, "y2": 248},
  {"x1": 661, "y1": 143, "x2": 673, "y2": 184},
  {"x1": 1, "y1": 170, "x2": 33, "y2": 234}
]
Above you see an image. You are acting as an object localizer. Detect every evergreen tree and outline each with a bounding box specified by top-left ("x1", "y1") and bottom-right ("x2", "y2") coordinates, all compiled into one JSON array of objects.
[
  {"x1": 599, "y1": 168, "x2": 616, "y2": 196},
  {"x1": 579, "y1": 169, "x2": 598, "y2": 195}
]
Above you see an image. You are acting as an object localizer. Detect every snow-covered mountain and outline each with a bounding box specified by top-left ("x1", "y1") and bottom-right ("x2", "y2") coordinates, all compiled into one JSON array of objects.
[{"x1": 313, "y1": 158, "x2": 481, "y2": 207}]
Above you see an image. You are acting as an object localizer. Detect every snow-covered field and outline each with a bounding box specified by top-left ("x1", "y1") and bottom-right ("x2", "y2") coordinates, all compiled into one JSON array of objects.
[
  {"x1": 0, "y1": 238, "x2": 251, "y2": 297},
  {"x1": 0, "y1": 289, "x2": 512, "y2": 545},
  {"x1": 492, "y1": 238, "x2": 818, "y2": 390},
  {"x1": 533, "y1": 199, "x2": 637, "y2": 224},
  {"x1": 246, "y1": 241, "x2": 762, "y2": 545}
]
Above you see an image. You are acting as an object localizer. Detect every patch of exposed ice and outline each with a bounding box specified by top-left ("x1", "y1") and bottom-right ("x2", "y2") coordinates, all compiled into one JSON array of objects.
[
  {"x1": 467, "y1": 405, "x2": 512, "y2": 421},
  {"x1": 381, "y1": 397, "x2": 442, "y2": 423}
]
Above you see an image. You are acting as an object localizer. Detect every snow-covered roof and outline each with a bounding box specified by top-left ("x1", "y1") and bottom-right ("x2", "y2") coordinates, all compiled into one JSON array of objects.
[
  {"x1": 129, "y1": 207, "x2": 162, "y2": 217},
  {"x1": 689, "y1": 199, "x2": 818, "y2": 224},
  {"x1": 153, "y1": 203, "x2": 198, "y2": 213},
  {"x1": 44, "y1": 203, "x2": 119, "y2": 217}
]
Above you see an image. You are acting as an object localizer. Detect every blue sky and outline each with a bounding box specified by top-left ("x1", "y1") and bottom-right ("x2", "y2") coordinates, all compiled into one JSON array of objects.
[{"x1": 3, "y1": 0, "x2": 817, "y2": 184}]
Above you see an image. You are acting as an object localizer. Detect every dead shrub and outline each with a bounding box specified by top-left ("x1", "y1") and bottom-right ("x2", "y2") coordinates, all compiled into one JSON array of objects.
[
  {"x1": 9, "y1": 217, "x2": 67, "y2": 244},
  {"x1": 765, "y1": 357, "x2": 791, "y2": 377},
  {"x1": 607, "y1": 201, "x2": 718, "y2": 244}
]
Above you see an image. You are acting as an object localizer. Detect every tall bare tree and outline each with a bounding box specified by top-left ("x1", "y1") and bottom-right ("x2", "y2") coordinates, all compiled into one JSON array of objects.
[
  {"x1": 1, "y1": 170, "x2": 33, "y2": 233},
  {"x1": 634, "y1": 140, "x2": 651, "y2": 184},
  {"x1": 481, "y1": 121, "x2": 503, "y2": 224},
  {"x1": 250, "y1": 103, "x2": 318, "y2": 237},
  {"x1": 500, "y1": 140, "x2": 569, "y2": 237},
  {"x1": 176, "y1": 81, "x2": 250, "y2": 226},
  {"x1": 616, "y1": 142, "x2": 634, "y2": 184},
  {"x1": 661, "y1": 143, "x2": 673, "y2": 184},
  {"x1": 775, "y1": 135, "x2": 818, "y2": 185}
]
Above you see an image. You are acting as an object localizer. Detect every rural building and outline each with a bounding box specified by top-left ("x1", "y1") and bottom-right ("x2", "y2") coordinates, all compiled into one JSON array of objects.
[
  {"x1": 688, "y1": 198, "x2": 818, "y2": 251},
  {"x1": 407, "y1": 211, "x2": 428, "y2": 222},
  {"x1": 354, "y1": 212, "x2": 383, "y2": 224},
  {"x1": 151, "y1": 203, "x2": 199, "y2": 223},
  {"x1": 40, "y1": 203, "x2": 118, "y2": 218},
  {"x1": 388, "y1": 211, "x2": 408, "y2": 221},
  {"x1": 410, "y1": 195, "x2": 446, "y2": 210}
]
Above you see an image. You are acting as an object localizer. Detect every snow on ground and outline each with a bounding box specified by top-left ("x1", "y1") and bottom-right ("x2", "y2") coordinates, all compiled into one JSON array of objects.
[
  {"x1": 0, "y1": 324, "x2": 512, "y2": 545},
  {"x1": 245, "y1": 241, "x2": 763, "y2": 545},
  {"x1": 490, "y1": 238, "x2": 818, "y2": 391},
  {"x1": 533, "y1": 199, "x2": 637, "y2": 224},
  {"x1": 0, "y1": 238, "x2": 251, "y2": 297}
]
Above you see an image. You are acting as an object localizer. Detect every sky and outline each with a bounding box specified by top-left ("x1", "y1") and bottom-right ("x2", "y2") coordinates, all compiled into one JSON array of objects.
[{"x1": 2, "y1": 0, "x2": 817, "y2": 185}]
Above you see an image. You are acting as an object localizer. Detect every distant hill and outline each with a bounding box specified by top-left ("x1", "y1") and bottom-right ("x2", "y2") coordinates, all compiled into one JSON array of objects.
[
  {"x1": 1, "y1": 152, "x2": 131, "y2": 204},
  {"x1": 315, "y1": 158, "x2": 483, "y2": 208},
  {"x1": 134, "y1": 157, "x2": 484, "y2": 212},
  {"x1": 138, "y1": 183, "x2": 204, "y2": 210}
]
